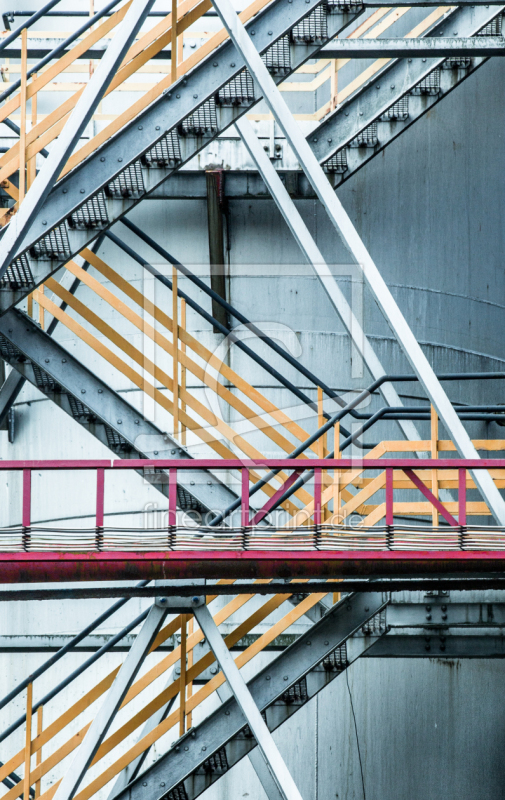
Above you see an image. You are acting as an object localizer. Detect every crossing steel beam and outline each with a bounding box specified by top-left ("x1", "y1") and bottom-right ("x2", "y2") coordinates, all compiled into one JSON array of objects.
[
  {"x1": 0, "y1": 308, "x2": 239, "y2": 515},
  {"x1": 209, "y1": 0, "x2": 505, "y2": 526},
  {"x1": 0, "y1": 0, "x2": 363, "y2": 311},
  {"x1": 114, "y1": 593, "x2": 387, "y2": 800},
  {"x1": 0, "y1": 0, "x2": 156, "y2": 282},
  {"x1": 52, "y1": 603, "x2": 168, "y2": 800}
]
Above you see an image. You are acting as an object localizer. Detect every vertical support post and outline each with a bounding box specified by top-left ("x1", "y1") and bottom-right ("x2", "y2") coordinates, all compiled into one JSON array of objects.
[
  {"x1": 180, "y1": 298, "x2": 186, "y2": 446},
  {"x1": 19, "y1": 27, "x2": 28, "y2": 204},
  {"x1": 22, "y1": 468, "x2": 31, "y2": 528},
  {"x1": 431, "y1": 405, "x2": 439, "y2": 526},
  {"x1": 179, "y1": 614, "x2": 187, "y2": 737},
  {"x1": 385, "y1": 468, "x2": 394, "y2": 527},
  {"x1": 333, "y1": 421, "x2": 341, "y2": 604},
  {"x1": 194, "y1": 604, "x2": 304, "y2": 800},
  {"x1": 171, "y1": 0, "x2": 177, "y2": 84},
  {"x1": 96, "y1": 468, "x2": 105, "y2": 546},
  {"x1": 27, "y1": 73, "x2": 37, "y2": 190},
  {"x1": 168, "y1": 468, "x2": 177, "y2": 539},
  {"x1": 24, "y1": 683, "x2": 33, "y2": 800},
  {"x1": 317, "y1": 387, "x2": 325, "y2": 458},
  {"x1": 37, "y1": 287, "x2": 45, "y2": 331},
  {"x1": 458, "y1": 468, "x2": 467, "y2": 528},
  {"x1": 330, "y1": 59, "x2": 338, "y2": 111},
  {"x1": 314, "y1": 468, "x2": 322, "y2": 548},
  {"x1": 35, "y1": 705, "x2": 43, "y2": 799},
  {"x1": 172, "y1": 266, "x2": 179, "y2": 438},
  {"x1": 241, "y1": 468, "x2": 249, "y2": 529},
  {"x1": 206, "y1": 170, "x2": 228, "y2": 331},
  {"x1": 186, "y1": 616, "x2": 194, "y2": 729}
]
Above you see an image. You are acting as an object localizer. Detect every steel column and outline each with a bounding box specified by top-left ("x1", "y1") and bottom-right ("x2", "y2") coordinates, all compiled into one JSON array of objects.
[
  {"x1": 51, "y1": 603, "x2": 167, "y2": 800},
  {"x1": 0, "y1": 0, "x2": 156, "y2": 280},
  {"x1": 194, "y1": 603, "x2": 304, "y2": 800},
  {"x1": 212, "y1": 0, "x2": 505, "y2": 526}
]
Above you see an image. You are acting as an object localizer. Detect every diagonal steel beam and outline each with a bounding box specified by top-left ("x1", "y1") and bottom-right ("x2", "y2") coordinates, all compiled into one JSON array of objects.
[
  {"x1": 194, "y1": 602, "x2": 304, "y2": 800},
  {"x1": 321, "y1": 35, "x2": 505, "y2": 58},
  {"x1": 0, "y1": 0, "x2": 156, "y2": 281},
  {"x1": 52, "y1": 603, "x2": 168, "y2": 800},
  {"x1": 210, "y1": 0, "x2": 505, "y2": 526},
  {"x1": 0, "y1": 370, "x2": 24, "y2": 428}
]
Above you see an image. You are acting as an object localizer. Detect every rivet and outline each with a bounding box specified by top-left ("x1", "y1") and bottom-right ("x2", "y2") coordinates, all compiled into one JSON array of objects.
[
  {"x1": 208, "y1": 481, "x2": 212, "y2": 485},
  {"x1": 426, "y1": 614, "x2": 432, "y2": 621},
  {"x1": 98, "y1": 389, "x2": 103, "y2": 393},
  {"x1": 441, "y1": 605, "x2": 447, "y2": 611},
  {"x1": 359, "y1": 111, "x2": 363, "y2": 115},
  {"x1": 268, "y1": 30, "x2": 273, "y2": 34},
  {"x1": 183, "y1": 79, "x2": 187, "y2": 85},
  {"x1": 100, "y1": 157, "x2": 105, "y2": 162},
  {"x1": 176, "y1": 93, "x2": 181, "y2": 98},
  {"x1": 210, "y1": 666, "x2": 218, "y2": 674},
  {"x1": 191, "y1": 731, "x2": 196, "y2": 738},
  {"x1": 376, "y1": 84, "x2": 380, "y2": 89},
  {"x1": 327, "y1": 137, "x2": 332, "y2": 143},
  {"x1": 135, "y1": 419, "x2": 140, "y2": 424},
  {"x1": 425, "y1": 644, "x2": 430, "y2": 651},
  {"x1": 440, "y1": 644, "x2": 446, "y2": 651},
  {"x1": 306, "y1": 641, "x2": 311, "y2": 645},
  {"x1": 324, "y1": 640, "x2": 329, "y2": 646},
  {"x1": 142, "y1": 783, "x2": 147, "y2": 787},
  {"x1": 365, "y1": 606, "x2": 369, "y2": 612},
  {"x1": 138, "y1": 125, "x2": 143, "y2": 130},
  {"x1": 156, "y1": 125, "x2": 160, "y2": 130},
  {"x1": 63, "y1": 188, "x2": 68, "y2": 193},
  {"x1": 160, "y1": 783, "x2": 165, "y2": 788},
  {"x1": 175, "y1": 746, "x2": 180, "y2": 751},
  {"x1": 61, "y1": 358, "x2": 66, "y2": 363},
  {"x1": 213, "y1": 61, "x2": 218, "y2": 66},
  {"x1": 42, "y1": 220, "x2": 47, "y2": 225},
  {"x1": 391, "y1": 84, "x2": 395, "y2": 89},
  {"x1": 313, "y1": 137, "x2": 318, "y2": 142},
  {"x1": 81, "y1": 389, "x2": 86, "y2": 394},
  {"x1": 250, "y1": 29, "x2": 255, "y2": 34},
  {"x1": 266, "y1": 675, "x2": 271, "y2": 680},
  {"x1": 190, "y1": 481, "x2": 195, "y2": 485},
  {"x1": 442, "y1": 613, "x2": 447, "y2": 620},
  {"x1": 117, "y1": 419, "x2": 122, "y2": 424},
  {"x1": 154, "y1": 450, "x2": 159, "y2": 455},
  {"x1": 283, "y1": 676, "x2": 289, "y2": 681},
  {"x1": 8, "y1": 329, "x2": 12, "y2": 333},
  {"x1": 408, "y1": 58, "x2": 412, "y2": 62},
  {"x1": 45, "y1": 359, "x2": 49, "y2": 363},
  {"x1": 184, "y1": 746, "x2": 189, "y2": 751},
  {"x1": 230, "y1": 62, "x2": 236, "y2": 67},
  {"x1": 225, "y1": 710, "x2": 230, "y2": 715},
  {"x1": 345, "y1": 111, "x2": 349, "y2": 116},
  {"x1": 80, "y1": 188, "x2": 85, "y2": 193},
  {"x1": 422, "y1": 58, "x2": 426, "y2": 62},
  {"x1": 171, "y1": 449, "x2": 176, "y2": 454},
  {"x1": 426, "y1": 605, "x2": 431, "y2": 611},
  {"x1": 118, "y1": 157, "x2": 123, "y2": 162},
  {"x1": 202, "y1": 746, "x2": 207, "y2": 751},
  {"x1": 193, "y1": 93, "x2": 198, "y2": 98}
]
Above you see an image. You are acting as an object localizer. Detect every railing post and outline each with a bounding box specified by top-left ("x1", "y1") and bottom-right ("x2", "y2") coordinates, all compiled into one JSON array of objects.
[
  {"x1": 179, "y1": 614, "x2": 187, "y2": 737},
  {"x1": 241, "y1": 468, "x2": 250, "y2": 549},
  {"x1": 386, "y1": 467, "x2": 394, "y2": 548},
  {"x1": 96, "y1": 468, "x2": 105, "y2": 551},
  {"x1": 168, "y1": 468, "x2": 177, "y2": 548},
  {"x1": 314, "y1": 468, "x2": 322, "y2": 549},
  {"x1": 431, "y1": 405, "x2": 439, "y2": 527},
  {"x1": 22, "y1": 468, "x2": 31, "y2": 550},
  {"x1": 23, "y1": 682, "x2": 33, "y2": 800},
  {"x1": 458, "y1": 467, "x2": 467, "y2": 549},
  {"x1": 35, "y1": 705, "x2": 43, "y2": 799}
]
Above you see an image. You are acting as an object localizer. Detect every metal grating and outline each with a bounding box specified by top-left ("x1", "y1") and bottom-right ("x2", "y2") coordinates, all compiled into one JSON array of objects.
[
  {"x1": 68, "y1": 395, "x2": 97, "y2": 421},
  {"x1": 410, "y1": 67, "x2": 440, "y2": 95},
  {"x1": 326, "y1": 0, "x2": 363, "y2": 12},
  {"x1": 106, "y1": 161, "x2": 145, "y2": 199},
  {"x1": 349, "y1": 121, "x2": 378, "y2": 147},
  {"x1": 322, "y1": 642, "x2": 347, "y2": 671},
  {"x1": 291, "y1": 4, "x2": 328, "y2": 43},
  {"x1": 442, "y1": 56, "x2": 472, "y2": 69},
  {"x1": 0, "y1": 254, "x2": 34, "y2": 290},
  {"x1": 160, "y1": 785, "x2": 188, "y2": 800},
  {"x1": 105, "y1": 425, "x2": 133, "y2": 453},
  {"x1": 29, "y1": 223, "x2": 71, "y2": 261},
  {"x1": 478, "y1": 14, "x2": 502, "y2": 35},
  {"x1": 381, "y1": 95, "x2": 409, "y2": 120},
  {"x1": 68, "y1": 192, "x2": 109, "y2": 230},
  {"x1": 177, "y1": 484, "x2": 202, "y2": 511},
  {"x1": 217, "y1": 69, "x2": 255, "y2": 105},
  {"x1": 0, "y1": 335, "x2": 22, "y2": 361},
  {"x1": 323, "y1": 148, "x2": 347, "y2": 173},
  {"x1": 361, "y1": 607, "x2": 387, "y2": 635},
  {"x1": 281, "y1": 676, "x2": 308, "y2": 703},
  {"x1": 143, "y1": 129, "x2": 182, "y2": 168},
  {"x1": 32, "y1": 363, "x2": 63, "y2": 393},
  {"x1": 262, "y1": 36, "x2": 291, "y2": 75},
  {"x1": 202, "y1": 747, "x2": 228, "y2": 774},
  {"x1": 180, "y1": 99, "x2": 218, "y2": 135}
]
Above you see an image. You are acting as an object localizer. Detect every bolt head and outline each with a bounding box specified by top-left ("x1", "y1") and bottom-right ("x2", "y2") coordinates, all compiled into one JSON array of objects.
[
  {"x1": 117, "y1": 419, "x2": 122, "y2": 424},
  {"x1": 80, "y1": 188, "x2": 85, "y2": 193},
  {"x1": 100, "y1": 157, "x2": 105, "y2": 162},
  {"x1": 138, "y1": 125, "x2": 143, "y2": 130},
  {"x1": 154, "y1": 450, "x2": 159, "y2": 455},
  {"x1": 192, "y1": 596, "x2": 200, "y2": 604}
]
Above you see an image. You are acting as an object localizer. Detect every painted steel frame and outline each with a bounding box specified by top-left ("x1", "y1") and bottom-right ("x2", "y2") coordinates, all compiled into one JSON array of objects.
[
  {"x1": 51, "y1": 603, "x2": 168, "y2": 800},
  {"x1": 321, "y1": 36, "x2": 505, "y2": 58},
  {"x1": 208, "y1": 0, "x2": 505, "y2": 525},
  {"x1": 0, "y1": 0, "x2": 157, "y2": 281},
  {"x1": 194, "y1": 603, "x2": 304, "y2": 800},
  {"x1": 113, "y1": 593, "x2": 386, "y2": 800}
]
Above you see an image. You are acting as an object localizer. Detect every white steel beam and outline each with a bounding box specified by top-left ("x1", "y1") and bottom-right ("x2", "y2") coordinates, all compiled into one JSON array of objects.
[
  {"x1": 194, "y1": 603, "x2": 305, "y2": 800},
  {"x1": 210, "y1": 0, "x2": 505, "y2": 525},
  {"x1": 235, "y1": 116, "x2": 421, "y2": 445},
  {"x1": 0, "y1": 0, "x2": 156, "y2": 281},
  {"x1": 51, "y1": 604, "x2": 168, "y2": 800}
]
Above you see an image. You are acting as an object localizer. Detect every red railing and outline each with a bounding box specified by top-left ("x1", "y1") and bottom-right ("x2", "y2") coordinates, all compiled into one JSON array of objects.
[{"x1": 2, "y1": 459, "x2": 505, "y2": 583}]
